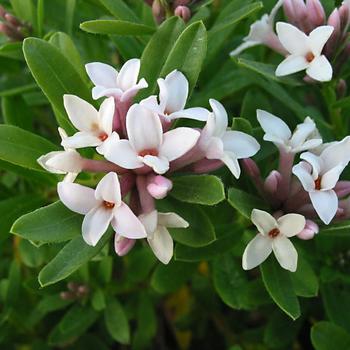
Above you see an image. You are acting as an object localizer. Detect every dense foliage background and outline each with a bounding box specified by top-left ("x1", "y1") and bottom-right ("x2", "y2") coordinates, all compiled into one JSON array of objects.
[{"x1": 0, "y1": 0, "x2": 350, "y2": 349}]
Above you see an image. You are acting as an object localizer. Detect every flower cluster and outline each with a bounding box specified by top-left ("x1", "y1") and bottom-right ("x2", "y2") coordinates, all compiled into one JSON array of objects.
[
  {"x1": 231, "y1": 0, "x2": 350, "y2": 82},
  {"x1": 38, "y1": 58, "x2": 260, "y2": 265}
]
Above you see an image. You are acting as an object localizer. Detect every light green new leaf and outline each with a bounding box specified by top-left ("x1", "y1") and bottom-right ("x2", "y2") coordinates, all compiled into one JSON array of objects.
[
  {"x1": 170, "y1": 175, "x2": 225, "y2": 205},
  {"x1": 0, "y1": 42, "x2": 24, "y2": 61},
  {"x1": 80, "y1": 20, "x2": 155, "y2": 36},
  {"x1": 2, "y1": 95, "x2": 33, "y2": 130},
  {"x1": 311, "y1": 322, "x2": 350, "y2": 350},
  {"x1": 99, "y1": 0, "x2": 140, "y2": 22}
]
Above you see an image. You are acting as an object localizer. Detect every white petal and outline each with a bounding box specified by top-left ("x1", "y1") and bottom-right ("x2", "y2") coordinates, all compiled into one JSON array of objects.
[
  {"x1": 221, "y1": 152, "x2": 241, "y2": 178},
  {"x1": 138, "y1": 210, "x2": 158, "y2": 234},
  {"x1": 222, "y1": 131, "x2": 260, "y2": 159},
  {"x1": 82, "y1": 206, "x2": 113, "y2": 246},
  {"x1": 95, "y1": 172, "x2": 121, "y2": 205},
  {"x1": 44, "y1": 150, "x2": 83, "y2": 173},
  {"x1": 63, "y1": 95, "x2": 99, "y2": 132},
  {"x1": 116, "y1": 58, "x2": 141, "y2": 91},
  {"x1": 209, "y1": 99, "x2": 228, "y2": 137},
  {"x1": 276, "y1": 22, "x2": 309, "y2": 55},
  {"x1": 321, "y1": 165, "x2": 345, "y2": 190},
  {"x1": 251, "y1": 209, "x2": 277, "y2": 235},
  {"x1": 92, "y1": 86, "x2": 122, "y2": 100},
  {"x1": 61, "y1": 131, "x2": 101, "y2": 149},
  {"x1": 309, "y1": 25, "x2": 334, "y2": 56},
  {"x1": 309, "y1": 190, "x2": 338, "y2": 224},
  {"x1": 292, "y1": 162, "x2": 315, "y2": 191},
  {"x1": 147, "y1": 226, "x2": 173, "y2": 264},
  {"x1": 38, "y1": 151, "x2": 68, "y2": 174},
  {"x1": 159, "y1": 127, "x2": 200, "y2": 161},
  {"x1": 321, "y1": 136, "x2": 350, "y2": 171},
  {"x1": 300, "y1": 152, "x2": 322, "y2": 178},
  {"x1": 103, "y1": 139, "x2": 142, "y2": 169},
  {"x1": 277, "y1": 214, "x2": 306, "y2": 237},
  {"x1": 159, "y1": 70, "x2": 188, "y2": 114},
  {"x1": 112, "y1": 202, "x2": 147, "y2": 239},
  {"x1": 99, "y1": 97, "x2": 115, "y2": 135},
  {"x1": 257, "y1": 110, "x2": 291, "y2": 142},
  {"x1": 121, "y1": 78, "x2": 148, "y2": 102},
  {"x1": 85, "y1": 62, "x2": 118, "y2": 88},
  {"x1": 306, "y1": 55, "x2": 333, "y2": 82},
  {"x1": 142, "y1": 155, "x2": 169, "y2": 174},
  {"x1": 96, "y1": 131, "x2": 120, "y2": 155},
  {"x1": 293, "y1": 138, "x2": 322, "y2": 153},
  {"x1": 57, "y1": 182, "x2": 98, "y2": 215},
  {"x1": 140, "y1": 95, "x2": 163, "y2": 114},
  {"x1": 275, "y1": 55, "x2": 309, "y2": 76},
  {"x1": 168, "y1": 107, "x2": 210, "y2": 121},
  {"x1": 158, "y1": 212, "x2": 189, "y2": 228},
  {"x1": 242, "y1": 234, "x2": 272, "y2": 270},
  {"x1": 205, "y1": 137, "x2": 224, "y2": 159},
  {"x1": 126, "y1": 104, "x2": 163, "y2": 152},
  {"x1": 289, "y1": 118, "x2": 317, "y2": 149},
  {"x1": 272, "y1": 235, "x2": 298, "y2": 272}
]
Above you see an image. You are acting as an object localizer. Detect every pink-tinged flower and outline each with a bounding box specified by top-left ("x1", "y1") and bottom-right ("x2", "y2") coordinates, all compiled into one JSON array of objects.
[
  {"x1": 38, "y1": 128, "x2": 83, "y2": 182},
  {"x1": 57, "y1": 172, "x2": 146, "y2": 246},
  {"x1": 257, "y1": 110, "x2": 322, "y2": 153},
  {"x1": 103, "y1": 104, "x2": 200, "y2": 174},
  {"x1": 140, "y1": 70, "x2": 209, "y2": 122},
  {"x1": 114, "y1": 235, "x2": 136, "y2": 256},
  {"x1": 146, "y1": 174, "x2": 173, "y2": 199},
  {"x1": 242, "y1": 209, "x2": 305, "y2": 272},
  {"x1": 85, "y1": 59, "x2": 148, "y2": 101},
  {"x1": 275, "y1": 22, "x2": 334, "y2": 81},
  {"x1": 62, "y1": 95, "x2": 116, "y2": 153},
  {"x1": 199, "y1": 99, "x2": 260, "y2": 178},
  {"x1": 139, "y1": 210, "x2": 189, "y2": 264},
  {"x1": 297, "y1": 219, "x2": 319, "y2": 240},
  {"x1": 292, "y1": 137, "x2": 350, "y2": 224}
]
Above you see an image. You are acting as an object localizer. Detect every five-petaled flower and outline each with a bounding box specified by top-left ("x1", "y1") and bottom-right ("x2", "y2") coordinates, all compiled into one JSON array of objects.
[{"x1": 242, "y1": 209, "x2": 306, "y2": 272}]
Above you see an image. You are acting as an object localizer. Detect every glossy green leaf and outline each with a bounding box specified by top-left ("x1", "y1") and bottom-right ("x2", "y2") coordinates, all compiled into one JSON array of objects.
[
  {"x1": 10, "y1": 0, "x2": 35, "y2": 23},
  {"x1": 320, "y1": 220, "x2": 350, "y2": 236},
  {"x1": 38, "y1": 231, "x2": 112, "y2": 287},
  {"x1": 2, "y1": 95, "x2": 33, "y2": 130},
  {"x1": 0, "y1": 42, "x2": 24, "y2": 60},
  {"x1": 231, "y1": 117, "x2": 253, "y2": 134},
  {"x1": 99, "y1": 0, "x2": 140, "y2": 22},
  {"x1": 260, "y1": 258, "x2": 301, "y2": 320},
  {"x1": 311, "y1": 322, "x2": 350, "y2": 350},
  {"x1": 291, "y1": 257, "x2": 319, "y2": 297},
  {"x1": 11, "y1": 201, "x2": 82, "y2": 244},
  {"x1": 170, "y1": 175, "x2": 225, "y2": 205},
  {"x1": 80, "y1": 20, "x2": 155, "y2": 35}
]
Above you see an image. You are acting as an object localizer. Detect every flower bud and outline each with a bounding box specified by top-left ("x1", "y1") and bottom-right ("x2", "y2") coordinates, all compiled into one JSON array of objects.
[
  {"x1": 173, "y1": 0, "x2": 191, "y2": 6},
  {"x1": 38, "y1": 150, "x2": 83, "y2": 174},
  {"x1": 339, "y1": 1, "x2": 350, "y2": 33},
  {"x1": 336, "y1": 79, "x2": 347, "y2": 99},
  {"x1": 306, "y1": 0, "x2": 325, "y2": 27},
  {"x1": 114, "y1": 234, "x2": 136, "y2": 256},
  {"x1": 60, "y1": 291, "x2": 75, "y2": 300},
  {"x1": 67, "y1": 281, "x2": 79, "y2": 292},
  {"x1": 283, "y1": 0, "x2": 296, "y2": 23},
  {"x1": 264, "y1": 170, "x2": 282, "y2": 194},
  {"x1": 0, "y1": 6, "x2": 7, "y2": 19},
  {"x1": 297, "y1": 219, "x2": 319, "y2": 240},
  {"x1": 242, "y1": 158, "x2": 261, "y2": 179},
  {"x1": 152, "y1": 0, "x2": 165, "y2": 24},
  {"x1": 146, "y1": 175, "x2": 173, "y2": 199},
  {"x1": 174, "y1": 6, "x2": 191, "y2": 22},
  {"x1": 76, "y1": 285, "x2": 89, "y2": 297},
  {"x1": 4, "y1": 13, "x2": 21, "y2": 27}
]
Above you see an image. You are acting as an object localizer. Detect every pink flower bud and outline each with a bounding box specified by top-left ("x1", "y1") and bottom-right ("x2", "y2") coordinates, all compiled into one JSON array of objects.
[
  {"x1": 146, "y1": 174, "x2": 173, "y2": 199},
  {"x1": 297, "y1": 219, "x2": 319, "y2": 240},
  {"x1": 4, "y1": 13, "x2": 21, "y2": 27},
  {"x1": 339, "y1": 2, "x2": 350, "y2": 33},
  {"x1": 76, "y1": 285, "x2": 89, "y2": 297},
  {"x1": 242, "y1": 158, "x2": 261, "y2": 179},
  {"x1": 283, "y1": 0, "x2": 296, "y2": 23},
  {"x1": 114, "y1": 234, "x2": 136, "y2": 256},
  {"x1": 328, "y1": 9, "x2": 341, "y2": 36},
  {"x1": 152, "y1": 0, "x2": 165, "y2": 24},
  {"x1": 67, "y1": 281, "x2": 79, "y2": 292},
  {"x1": 174, "y1": 6, "x2": 191, "y2": 22},
  {"x1": 336, "y1": 79, "x2": 347, "y2": 99},
  {"x1": 60, "y1": 291, "x2": 75, "y2": 300},
  {"x1": 0, "y1": 6, "x2": 7, "y2": 19},
  {"x1": 174, "y1": 0, "x2": 191, "y2": 6},
  {"x1": 306, "y1": 0, "x2": 325, "y2": 27},
  {"x1": 264, "y1": 170, "x2": 282, "y2": 194}
]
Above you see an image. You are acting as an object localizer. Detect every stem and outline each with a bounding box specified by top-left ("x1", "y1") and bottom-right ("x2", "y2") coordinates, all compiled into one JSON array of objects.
[
  {"x1": 136, "y1": 175, "x2": 155, "y2": 213},
  {"x1": 82, "y1": 159, "x2": 128, "y2": 174},
  {"x1": 276, "y1": 148, "x2": 295, "y2": 203}
]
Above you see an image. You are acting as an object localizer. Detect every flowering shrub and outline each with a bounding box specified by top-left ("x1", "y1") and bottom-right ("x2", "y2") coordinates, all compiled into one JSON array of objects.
[{"x1": 1, "y1": 0, "x2": 350, "y2": 349}]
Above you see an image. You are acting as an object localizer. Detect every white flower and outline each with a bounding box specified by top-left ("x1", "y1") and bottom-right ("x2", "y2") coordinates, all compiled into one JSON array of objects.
[
  {"x1": 37, "y1": 127, "x2": 83, "y2": 182},
  {"x1": 292, "y1": 136, "x2": 350, "y2": 224},
  {"x1": 242, "y1": 209, "x2": 305, "y2": 272},
  {"x1": 58, "y1": 172, "x2": 147, "y2": 246},
  {"x1": 62, "y1": 95, "x2": 116, "y2": 153},
  {"x1": 102, "y1": 103, "x2": 200, "y2": 174},
  {"x1": 275, "y1": 22, "x2": 334, "y2": 82},
  {"x1": 257, "y1": 110, "x2": 322, "y2": 153},
  {"x1": 139, "y1": 210, "x2": 189, "y2": 264},
  {"x1": 85, "y1": 58, "x2": 148, "y2": 101},
  {"x1": 140, "y1": 70, "x2": 209, "y2": 122},
  {"x1": 199, "y1": 99, "x2": 260, "y2": 178}
]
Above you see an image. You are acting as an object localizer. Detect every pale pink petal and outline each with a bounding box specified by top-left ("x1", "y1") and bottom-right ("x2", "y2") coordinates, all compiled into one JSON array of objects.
[
  {"x1": 140, "y1": 95, "x2": 163, "y2": 114},
  {"x1": 61, "y1": 131, "x2": 101, "y2": 149},
  {"x1": 168, "y1": 107, "x2": 209, "y2": 121},
  {"x1": 320, "y1": 136, "x2": 350, "y2": 171},
  {"x1": 300, "y1": 152, "x2": 322, "y2": 177},
  {"x1": 95, "y1": 172, "x2": 121, "y2": 204},
  {"x1": 63, "y1": 95, "x2": 99, "y2": 131},
  {"x1": 44, "y1": 150, "x2": 83, "y2": 173},
  {"x1": 221, "y1": 152, "x2": 241, "y2": 178},
  {"x1": 309, "y1": 189, "x2": 338, "y2": 224},
  {"x1": 321, "y1": 165, "x2": 345, "y2": 190},
  {"x1": 306, "y1": 55, "x2": 333, "y2": 82},
  {"x1": 159, "y1": 127, "x2": 200, "y2": 161},
  {"x1": 85, "y1": 62, "x2": 118, "y2": 88},
  {"x1": 205, "y1": 137, "x2": 224, "y2": 159},
  {"x1": 99, "y1": 97, "x2": 115, "y2": 135},
  {"x1": 275, "y1": 55, "x2": 309, "y2": 76},
  {"x1": 309, "y1": 25, "x2": 334, "y2": 56},
  {"x1": 38, "y1": 151, "x2": 69, "y2": 174},
  {"x1": 222, "y1": 131, "x2": 260, "y2": 158},
  {"x1": 209, "y1": 99, "x2": 228, "y2": 137},
  {"x1": 277, "y1": 214, "x2": 306, "y2": 237},
  {"x1": 112, "y1": 202, "x2": 147, "y2": 239},
  {"x1": 116, "y1": 58, "x2": 141, "y2": 91},
  {"x1": 142, "y1": 155, "x2": 169, "y2": 174},
  {"x1": 292, "y1": 162, "x2": 315, "y2": 191},
  {"x1": 121, "y1": 78, "x2": 148, "y2": 102},
  {"x1": 92, "y1": 87, "x2": 122, "y2": 100},
  {"x1": 96, "y1": 131, "x2": 120, "y2": 155},
  {"x1": 242, "y1": 234, "x2": 272, "y2": 270},
  {"x1": 251, "y1": 209, "x2": 277, "y2": 235},
  {"x1": 257, "y1": 110, "x2": 291, "y2": 142},
  {"x1": 82, "y1": 206, "x2": 113, "y2": 246},
  {"x1": 114, "y1": 234, "x2": 135, "y2": 256},
  {"x1": 57, "y1": 182, "x2": 98, "y2": 215},
  {"x1": 147, "y1": 226, "x2": 173, "y2": 264},
  {"x1": 276, "y1": 22, "x2": 309, "y2": 55},
  {"x1": 139, "y1": 210, "x2": 158, "y2": 235},
  {"x1": 158, "y1": 212, "x2": 189, "y2": 228},
  {"x1": 272, "y1": 235, "x2": 298, "y2": 272}
]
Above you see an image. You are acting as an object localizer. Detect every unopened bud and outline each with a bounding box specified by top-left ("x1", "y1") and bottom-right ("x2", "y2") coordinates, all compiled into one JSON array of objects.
[
  {"x1": 337, "y1": 79, "x2": 347, "y2": 99},
  {"x1": 0, "y1": 22, "x2": 23, "y2": 40},
  {"x1": 146, "y1": 175, "x2": 173, "y2": 199},
  {"x1": 0, "y1": 5, "x2": 6, "y2": 19},
  {"x1": 297, "y1": 219, "x2": 319, "y2": 240},
  {"x1": 173, "y1": 0, "x2": 191, "y2": 6},
  {"x1": 60, "y1": 291, "x2": 75, "y2": 300},
  {"x1": 144, "y1": 0, "x2": 153, "y2": 6},
  {"x1": 339, "y1": 1, "x2": 350, "y2": 33},
  {"x1": 283, "y1": 0, "x2": 296, "y2": 23},
  {"x1": 306, "y1": 0, "x2": 325, "y2": 27},
  {"x1": 67, "y1": 281, "x2": 79, "y2": 292},
  {"x1": 328, "y1": 9, "x2": 341, "y2": 36},
  {"x1": 152, "y1": 0, "x2": 166, "y2": 24},
  {"x1": 264, "y1": 170, "x2": 282, "y2": 194},
  {"x1": 115, "y1": 234, "x2": 135, "y2": 256},
  {"x1": 242, "y1": 158, "x2": 261, "y2": 179},
  {"x1": 76, "y1": 285, "x2": 89, "y2": 297},
  {"x1": 4, "y1": 13, "x2": 21, "y2": 27},
  {"x1": 174, "y1": 6, "x2": 191, "y2": 22}
]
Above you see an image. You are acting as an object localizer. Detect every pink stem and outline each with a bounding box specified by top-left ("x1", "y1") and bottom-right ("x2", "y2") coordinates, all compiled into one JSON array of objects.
[
  {"x1": 120, "y1": 173, "x2": 136, "y2": 197},
  {"x1": 136, "y1": 175, "x2": 155, "y2": 214},
  {"x1": 191, "y1": 159, "x2": 224, "y2": 173},
  {"x1": 82, "y1": 159, "x2": 128, "y2": 174},
  {"x1": 276, "y1": 149, "x2": 295, "y2": 203}
]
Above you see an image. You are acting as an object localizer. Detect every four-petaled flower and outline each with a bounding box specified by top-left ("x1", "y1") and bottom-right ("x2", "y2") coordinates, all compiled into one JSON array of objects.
[
  {"x1": 242, "y1": 209, "x2": 305, "y2": 272},
  {"x1": 103, "y1": 103, "x2": 200, "y2": 174},
  {"x1": 275, "y1": 22, "x2": 334, "y2": 82},
  {"x1": 58, "y1": 172, "x2": 147, "y2": 246}
]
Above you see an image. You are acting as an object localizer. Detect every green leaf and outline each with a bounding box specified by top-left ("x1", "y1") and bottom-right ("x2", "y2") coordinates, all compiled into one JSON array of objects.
[
  {"x1": 311, "y1": 322, "x2": 350, "y2": 350},
  {"x1": 104, "y1": 298, "x2": 130, "y2": 344},
  {"x1": 37, "y1": 0, "x2": 44, "y2": 37},
  {"x1": 228, "y1": 187, "x2": 268, "y2": 219},
  {"x1": 80, "y1": 20, "x2": 155, "y2": 35},
  {"x1": 0, "y1": 125, "x2": 57, "y2": 171},
  {"x1": 231, "y1": 117, "x2": 253, "y2": 134},
  {"x1": 260, "y1": 258, "x2": 301, "y2": 320},
  {"x1": 99, "y1": 0, "x2": 140, "y2": 22},
  {"x1": 11, "y1": 201, "x2": 82, "y2": 244},
  {"x1": 10, "y1": 0, "x2": 35, "y2": 23},
  {"x1": 160, "y1": 21, "x2": 207, "y2": 94},
  {"x1": 23, "y1": 38, "x2": 92, "y2": 132},
  {"x1": 2, "y1": 95, "x2": 33, "y2": 130},
  {"x1": 151, "y1": 261, "x2": 196, "y2": 294},
  {"x1": 0, "y1": 42, "x2": 24, "y2": 61},
  {"x1": 170, "y1": 175, "x2": 225, "y2": 205},
  {"x1": 138, "y1": 17, "x2": 185, "y2": 99},
  {"x1": 320, "y1": 220, "x2": 350, "y2": 236},
  {"x1": 92, "y1": 289, "x2": 106, "y2": 311},
  {"x1": 65, "y1": 0, "x2": 76, "y2": 35},
  {"x1": 5, "y1": 261, "x2": 21, "y2": 307},
  {"x1": 38, "y1": 231, "x2": 112, "y2": 287}
]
